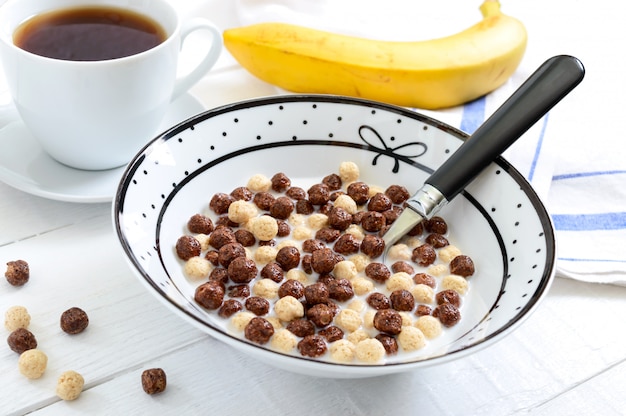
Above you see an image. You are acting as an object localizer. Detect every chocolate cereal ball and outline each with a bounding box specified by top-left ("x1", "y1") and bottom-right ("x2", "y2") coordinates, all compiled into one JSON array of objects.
[
  {"x1": 271, "y1": 172, "x2": 291, "y2": 192},
  {"x1": 307, "y1": 183, "x2": 331, "y2": 205},
  {"x1": 218, "y1": 299, "x2": 243, "y2": 318},
  {"x1": 270, "y1": 196, "x2": 294, "y2": 219},
  {"x1": 141, "y1": 368, "x2": 167, "y2": 395},
  {"x1": 5, "y1": 259, "x2": 30, "y2": 286},
  {"x1": 322, "y1": 173, "x2": 342, "y2": 190},
  {"x1": 60, "y1": 307, "x2": 89, "y2": 335},
  {"x1": 245, "y1": 296, "x2": 270, "y2": 316},
  {"x1": 385, "y1": 184, "x2": 410, "y2": 204},
  {"x1": 228, "y1": 257, "x2": 258, "y2": 284},
  {"x1": 260, "y1": 262, "x2": 285, "y2": 283},
  {"x1": 373, "y1": 309, "x2": 403, "y2": 335},
  {"x1": 328, "y1": 207, "x2": 352, "y2": 231},
  {"x1": 333, "y1": 234, "x2": 360, "y2": 255},
  {"x1": 450, "y1": 255, "x2": 475, "y2": 277},
  {"x1": 367, "y1": 292, "x2": 391, "y2": 310},
  {"x1": 278, "y1": 279, "x2": 305, "y2": 299},
  {"x1": 436, "y1": 289, "x2": 462, "y2": 308},
  {"x1": 412, "y1": 244, "x2": 436, "y2": 266},
  {"x1": 297, "y1": 334, "x2": 327, "y2": 357},
  {"x1": 304, "y1": 282, "x2": 329, "y2": 305},
  {"x1": 7, "y1": 327, "x2": 37, "y2": 354},
  {"x1": 346, "y1": 182, "x2": 370, "y2": 205},
  {"x1": 306, "y1": 303, "x2": 335, "y2": 327},
  {"x1": 187, "y1": 213, "x2": 214, "y2": 234},
  {"x1": 318, "y1": 325, "x2": 344, "y2": 342},
  {"x1": 424, "y1": 216, "x2": 448, "y2": 234},
  {"x1": 360, "y1": 234, "x2": 385, "y2": 258},
  {"x1": 413, "y1": 273, "x2": 436, "y2": 288},
  {"x1": 365, "y1": 262, "x2": 391, "y2": 283},
  {"x1": 194, "y1": 281, "x2": 225, "y2": 309},
  {"x1": 209, "y1": 193, "x2": 234, "y2": 214},
  {"x1": 328, "y1": 278, "x2": 354, "y2": 302},
  {"x1": 433, "y1": 303, "x2": 461, "y2": 327},
  {"x1": 286, "y1": 319, "x2": 316, "y2": 337},
  {"x1": 230, "y1": 186, "x2": 253, "y2": 201},
  {"x1": 275, "y1": 246, "x2": 301, "y2": 271},
  {"x1": 375, "y1": 333, "x2": 399, "y2": 355},
  {"x1": 175, "y1": 236, "x2": 201, "y2": 261},
  {"x1": 367, "y1": 192, "x2": 392, "y2": 212},
  {"x1": 311, "y1": 248, "x2": 341, "y2": 274},
  {"x1": 208, "y1": 227, "x2": 237, "y2": 250},
  {"x1": 425, "y1": 233, "x2": 449, "y2": 248},
  {"x1": 360, "y1": 211, "x2": 386, "y2": 232},
  {"x1": 244, "y1": 317, "x2": 274, "y2": 344},
  {"x1": 390, "y1": 289, "x2": 415, "y2": 312},
  {"x1": 218, "y1": 242, "x2": 246, "y2": 268}
]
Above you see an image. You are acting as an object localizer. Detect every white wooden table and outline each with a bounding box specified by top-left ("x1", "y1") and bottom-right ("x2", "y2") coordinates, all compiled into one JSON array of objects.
[{"x1": 2, "y1": 1, "x2": 626, "y2": 414}]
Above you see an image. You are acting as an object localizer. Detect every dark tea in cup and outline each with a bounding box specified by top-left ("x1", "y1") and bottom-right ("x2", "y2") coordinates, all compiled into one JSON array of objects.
[{"x1": 13, "y1": 6, "x2": 167, "y2": 61}]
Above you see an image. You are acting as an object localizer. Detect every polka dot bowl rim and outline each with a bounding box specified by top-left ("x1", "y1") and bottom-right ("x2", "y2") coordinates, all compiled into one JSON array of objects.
[{"x1": 113, "y1": 95, "x2": 556, "y2": 378}]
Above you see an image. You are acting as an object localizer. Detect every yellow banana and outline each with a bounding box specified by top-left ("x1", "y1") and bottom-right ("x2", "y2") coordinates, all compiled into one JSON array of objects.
[{"x1": 223, "y1": 0, "x2": 527, "y2": 109}]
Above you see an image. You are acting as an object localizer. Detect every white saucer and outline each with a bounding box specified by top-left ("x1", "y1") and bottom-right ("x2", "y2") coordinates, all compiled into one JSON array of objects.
[{"x1": 0, "y1": 93, "x2": 205, "y2": 203}]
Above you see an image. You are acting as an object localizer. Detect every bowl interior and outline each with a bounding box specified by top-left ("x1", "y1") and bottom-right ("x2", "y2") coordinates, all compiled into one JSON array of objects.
[{"x1": 114, "y1": 95, "x2": 555, "y2": 376}]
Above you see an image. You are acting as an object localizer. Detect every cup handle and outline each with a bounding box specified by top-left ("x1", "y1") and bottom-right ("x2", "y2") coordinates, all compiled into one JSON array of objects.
[{"x1": 171, "y1": 18, "x2": 223, "y2": 101}]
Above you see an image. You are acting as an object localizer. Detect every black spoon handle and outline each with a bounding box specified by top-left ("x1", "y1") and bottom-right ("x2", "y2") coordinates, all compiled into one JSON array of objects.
[{"x1": 425, "y1": 55, "x2": 585, "y2": 201}]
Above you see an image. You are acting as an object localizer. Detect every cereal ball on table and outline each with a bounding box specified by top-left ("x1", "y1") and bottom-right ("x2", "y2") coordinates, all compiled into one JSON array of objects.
[
  {"x1": 60, "y1": 307, "x2": 89, "y2": 334},
  {"x1": 141, "y1": 368, "x2": 167, "y2": 395},
  {"x1": 56, "y1": 370, "x2": 85, "y2": 401},
  {"x1": 5, "y1": 259, "x2": 29, "y2": 286},
  {"x1": 7, "y1": 327, "x2": 37, "y2": 354},
  {"x1": 18, "y1": 349, "x2": 47, "y2": 379},
  {"x1": 5, "y1": 305, "x2": 31, "y2": 331}
]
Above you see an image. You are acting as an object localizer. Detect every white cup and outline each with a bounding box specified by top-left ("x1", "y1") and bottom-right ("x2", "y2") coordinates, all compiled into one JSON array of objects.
[{"x1": 0, "y1": 0, "x2": 222, "y2": 170}]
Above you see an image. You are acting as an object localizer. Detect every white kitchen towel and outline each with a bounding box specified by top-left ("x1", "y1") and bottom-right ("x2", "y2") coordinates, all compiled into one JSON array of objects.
[{"x1": 228, "y1": 0, "x2": 626, "y2": 285}]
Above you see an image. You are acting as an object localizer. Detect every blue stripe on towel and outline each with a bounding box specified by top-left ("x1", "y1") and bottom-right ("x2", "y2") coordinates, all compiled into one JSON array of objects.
[
  {"x1": 552, "y1": 212, "x2": 626, "y2": 231},
  {"x1": 460, "y1": 97, "x2": 486, "y2": 134},
  {"x1": 553, "y1": 170, "x2": 626, "y2": 181}
]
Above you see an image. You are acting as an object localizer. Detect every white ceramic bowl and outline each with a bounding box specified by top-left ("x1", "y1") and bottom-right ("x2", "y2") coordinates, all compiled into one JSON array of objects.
[{"x1": 114, "y1": 95, "x2": 555, "y2": 378}]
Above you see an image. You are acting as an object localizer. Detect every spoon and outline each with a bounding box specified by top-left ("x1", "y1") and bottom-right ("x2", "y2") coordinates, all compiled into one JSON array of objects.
[{"x1": 381, "y1": 55, "x2": 585, "y2": 258}]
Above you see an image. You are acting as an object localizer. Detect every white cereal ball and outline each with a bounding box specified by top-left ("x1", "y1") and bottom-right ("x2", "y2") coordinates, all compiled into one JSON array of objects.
[
  {"x1": 274, "y1": 296, "x2": 305, "y2": 322},
  {"x1": 254, "y1": 245, "x2": 278, "y2": 264},
  {"x1": 399, "y1": 312, "x2": 414, "y2": 327},
  {"x1": 18, "y1": 349, "x2": 48, "y2": 379},
  {"x1": 247, "y1": 174, "x2": 271, "y2": 192},
  {"x1": 333, "y1": 260, "x2": 358, "y2": 280},
  {"x1": 334, "y1": 308, "x2": 363, "y2": 332},
  {"x1": 248, "y1": 216, "x2": 278, "y2": 241},
  {"x1": 442, "y1": 275, "x2": 469, "y2": 295},
  {"x1": 330, "y1": 339, "x2": 357, "y2": 363},
  {"x1": 347, "y1": 329, "x2": 370, "y2": 344},
  {"x1": 347, "y1": 254, "x2": 369, "y2": 272},
  {"x1": 285, "y1": 269, "x2": 309, "y2": 283},
  {"x1": 56, "y1": 370, "x2": 84, "y2": 401},
  {"x1": 5, "y1": 305, "x2": 31, "y2": 331},
  {"x1": 411, "y1": 284, "x2": 435, "y2": 304},
  {"x1": 231, "y1": 311, "x2": 256, "y2": 331},
  {"x1": 333, "y1": 194, "x2": 358, "y2": 214},
  {"x1": 363, "y1": 310, "x2": 376, "y2": 329},
  {"x1": 292, "y1": 226, "x2": 313, "y2": 240},
  {"x1": 386, "y1": 272, "x2": 413, "y2": 292},
  {"x1": 351, "y1": 277, "x2": 374, "y2": 295},
  {"x1": 387, "y1": 244, "x2": 412, "y2": 262},
  {"x1": 339, "y1": 161, "x2": 360, "y2": 183},
  {"x1": 271, "y1": 328, "x2": 298, "y2": 353},
  {"x1": 307, "y1": 213, "x2": 328, "y2": 230},
  {"x1": 195, "y1": 233, "x2": 211, "y2": 251},
  {"x1": 397, "y1": 326, "x2": 426, "y2": 351},
  {"x1": 427, "y1": 264, "x2": 448, "y2": 276},
  {"x1": 355, "y1": 338, "x2": 385, "y2": 363},
  {"x1": 438, "y1": 245, "x2": 463, "y2": 263},
  {"x1": 344, "y1": 224, "x2": 365, "y2": 241},
  {"x1": 288, "y1": 213, "x2": 306, "y2": 226},
  {"x1": 347, "y1": 299, "x2": 365, "y2": 312},
  {"x1": 184, "y1": 256, "x2": 213, "y2": 280},
  {"x1": 252, "y1": 278, "x2": 280, "y2": 299},
  {"x1": 416, "y1": 315, "x2": 443, "y2": 339},
  {"x1": 228, "y1": 200, "x2": 258, "y2": 224}
]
